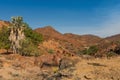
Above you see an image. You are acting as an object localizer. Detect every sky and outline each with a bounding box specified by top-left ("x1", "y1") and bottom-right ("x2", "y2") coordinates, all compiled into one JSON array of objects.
[{"x1": 0, "y1": 0, "x2": 120, "y2": 37}]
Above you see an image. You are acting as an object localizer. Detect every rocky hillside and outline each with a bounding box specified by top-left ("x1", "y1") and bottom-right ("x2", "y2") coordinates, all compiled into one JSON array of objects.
[
  {"x1": 35, "y1": 26, "x2": 65, "y2": 40},
  {"x1": 35, "y1": 26, "x2": 120, "y2": 57},
  {"x1": 0, "y1": 20, "x2": 10, "y2": 28},
  {"x1": 64, "y1": 33, "x2": 101, "y2": 47},
  {"x1": 35, "y1": 26, "x2": 102, "y2": 54},
  {"x1": 105, "y1": 34, "x2": 120, "y2": 42},
  {"x1": 35, "y1": 26, "x2": 102, "y2": 47}
]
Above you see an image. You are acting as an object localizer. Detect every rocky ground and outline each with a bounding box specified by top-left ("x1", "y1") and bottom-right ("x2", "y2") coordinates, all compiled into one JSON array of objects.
[{"x1": 0, "y1": 54, "x2": 120, "y2": 80}]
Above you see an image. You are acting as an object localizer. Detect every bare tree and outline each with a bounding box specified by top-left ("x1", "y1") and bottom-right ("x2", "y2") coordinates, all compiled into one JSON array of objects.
[{"x1": 9, "y1": 16, "x2": 25, "y2": 54}]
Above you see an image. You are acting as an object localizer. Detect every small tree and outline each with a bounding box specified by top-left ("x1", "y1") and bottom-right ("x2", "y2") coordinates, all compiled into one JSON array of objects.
[
  {"x1": 9, "y1": 16, "x2": 25, "y2": 54},
  {"x1": 8, "y1": 16, "x2": 43, "y2": 56}
]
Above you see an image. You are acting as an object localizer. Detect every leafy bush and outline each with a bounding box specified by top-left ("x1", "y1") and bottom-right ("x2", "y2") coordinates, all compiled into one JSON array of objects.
[
  {"x1": 81, "y1": 46, "x2": 98, "y2": 55},
  {"x1": 24, "y1": 24, "x2": 43, "y2": 45},
  {"x1": 19, "y1": 39, "x2": 41, "y2": 56},
  {"x1": 0, "y1": 27, "x2": 10, "y2": 51},
  {"x1": 18, "y1": 23, "x2": 43, "y2": 56}
]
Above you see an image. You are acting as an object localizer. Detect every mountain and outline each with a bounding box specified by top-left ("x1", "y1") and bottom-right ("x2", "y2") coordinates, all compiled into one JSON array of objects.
[
  {"x1": 64, "y1": 33, "x2": 102, "y2": 46},
  {"x1": 105, "y1": 34, "x2": 120, "y2": 42},
  {"x1": 35, "y1": 26, "x2": 102, "y2": 54},
  {"x1": 35, "y1": 26, "x2": 120, "y2": 56},
  {"x1": 35, "y1": 26, "x2": 102, "y2": 46},
  {"x1": 34, "y1": 26, "x2": 65, "y2": 40}
]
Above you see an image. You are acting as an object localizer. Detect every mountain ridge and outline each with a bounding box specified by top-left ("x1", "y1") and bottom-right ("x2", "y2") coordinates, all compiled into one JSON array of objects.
[{"x1": 1, "y1": 20, "x2": 120, "y2": 55}]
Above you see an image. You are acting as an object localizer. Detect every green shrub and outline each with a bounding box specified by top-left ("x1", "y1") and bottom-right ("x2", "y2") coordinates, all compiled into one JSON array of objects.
[
  {"x1": 0, "y1": 27, "x2": 10, "y2": 51},
  {"x1": 81, "y1": 46, "x2": 98, "y2": 55},
  {"x1": 19, "y1": 39, "x2": 41, "y2": 56},
  {"x1": 19, "y1": 23, "x2": 43, "y2": 56},
  {"x1": 24, "y1": 25, "x2": 43, "y2": 45}
]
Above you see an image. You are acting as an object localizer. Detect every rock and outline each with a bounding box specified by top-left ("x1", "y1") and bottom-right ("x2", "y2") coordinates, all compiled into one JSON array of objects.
[{"x1": 59, "y1": 57, "x2": 75, "y2": 70}]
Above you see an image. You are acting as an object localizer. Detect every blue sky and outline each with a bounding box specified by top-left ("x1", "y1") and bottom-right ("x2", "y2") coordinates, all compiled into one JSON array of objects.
[{"x1": 0, "y1": 0, "x2": 120, "y2": 37}]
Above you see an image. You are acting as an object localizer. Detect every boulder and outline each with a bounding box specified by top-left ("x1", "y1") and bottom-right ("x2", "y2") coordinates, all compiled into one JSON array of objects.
[{"x1": 59, "y1": 57, "x2": 76, "y2": 70}]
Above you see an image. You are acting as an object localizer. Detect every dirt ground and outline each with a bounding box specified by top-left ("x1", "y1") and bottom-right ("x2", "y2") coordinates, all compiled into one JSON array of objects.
[
  {"x1": 72, "y1": 56, "x2": 120, "y2": 80},
  {"x1": 0, "y1": 54, "x2": 119, "y2": 80}
]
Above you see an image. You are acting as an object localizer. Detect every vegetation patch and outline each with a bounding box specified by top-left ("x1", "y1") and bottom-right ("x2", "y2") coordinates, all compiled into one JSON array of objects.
[
  {"x1": 0, "y1": 26, "x2": 11, "y2": 52},
  {"x1": 78, "y1": 45, "x2": 98, "y2": 56},
  {"x1": 0, "y1": 16, "x2": 43, "y2": 56}
]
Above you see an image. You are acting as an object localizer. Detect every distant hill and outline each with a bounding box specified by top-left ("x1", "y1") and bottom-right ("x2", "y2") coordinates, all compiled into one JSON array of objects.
[
  {"x1": 64, "y1": 33, "x2": 102, "y2": 46},
  {"x1": 105, "y1": 34, "x2": 120, "y2": 42},
  {"x1": 34, "y1": 26, "x2": 65, "y2": 40},
  {"x1": 35, "y1": 26, "x2": 102, "y2": 46},
  {"x1": 34, "y1": 26, "x2": 102, "y2": 54}
]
